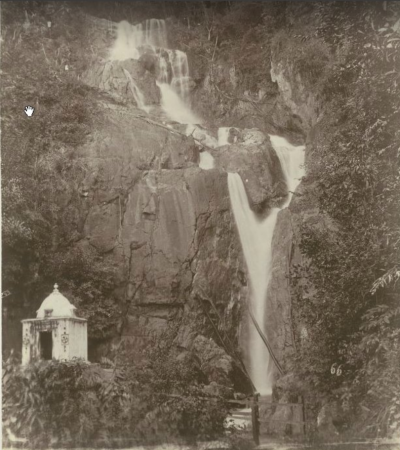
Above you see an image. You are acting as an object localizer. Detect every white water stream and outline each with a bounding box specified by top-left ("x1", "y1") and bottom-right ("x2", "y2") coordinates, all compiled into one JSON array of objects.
[
  {"x1": 218, "y1": 127, "x2": 231, "y2": 146},
  {"x1": 110, "y1": 19, "x2": 200, "y2": 124}
]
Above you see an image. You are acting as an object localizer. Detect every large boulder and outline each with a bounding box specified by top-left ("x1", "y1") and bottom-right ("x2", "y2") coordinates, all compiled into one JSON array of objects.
[{"x1": 212, "y1": 136, "x2": 287, "y2": 212}]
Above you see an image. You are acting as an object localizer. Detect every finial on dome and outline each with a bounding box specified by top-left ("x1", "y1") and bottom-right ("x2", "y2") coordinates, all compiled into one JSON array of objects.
[{"x1": 54, "y1": 283, "x2": 59, "y2": 292}]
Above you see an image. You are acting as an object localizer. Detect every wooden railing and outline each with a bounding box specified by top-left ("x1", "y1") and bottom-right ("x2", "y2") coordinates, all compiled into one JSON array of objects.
[{"x1": 226, "y1": 395, "x2": 307, "y2": 445}]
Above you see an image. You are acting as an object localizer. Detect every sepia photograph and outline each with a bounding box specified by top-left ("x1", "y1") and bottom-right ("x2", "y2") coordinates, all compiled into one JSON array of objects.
[{"x1": 1, "y1": 1, "x2": 400, "y2": 449}]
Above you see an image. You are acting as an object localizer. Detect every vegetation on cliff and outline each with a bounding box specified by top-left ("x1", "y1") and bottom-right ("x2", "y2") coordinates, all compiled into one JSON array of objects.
[
  {"x1": 2, "y1": 2, "x2": 121, "y2": 342},
  {"x1": 273, "y1": 2, "x2": 400, "y2": 438}
]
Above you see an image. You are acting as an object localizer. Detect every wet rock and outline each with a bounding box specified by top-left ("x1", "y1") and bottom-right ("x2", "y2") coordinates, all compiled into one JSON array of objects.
[
  {"x1": 270, "y1": 60, "x2": 320, "y2": 132},
  {"x1": 82, "y1": 59, "x2": 160, "y2": 106},
  {"x1": 138, "y1": 52, "x2": 159, "y2": 76},
  {"x1": 67, "y1": 99, "x2": 247, "y2": 373},
  {"x1": 213, "y1": 139, "x2": 287, "y2": 212},
  {"x1": 241, "y1": 129, "x2": 267, "y2": 146},
  {"x1": 265, "y1": 178, "x2": 337, "y2": 378}
]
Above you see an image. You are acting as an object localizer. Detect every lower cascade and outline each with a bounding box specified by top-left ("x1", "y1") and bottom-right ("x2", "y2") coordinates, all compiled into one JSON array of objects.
[
  {"x1": 228, "y1": 138, "x2": 305, "y2": 395},
  {"x1": 228, "y1": 173, "x2": 280, "y2": 394}
]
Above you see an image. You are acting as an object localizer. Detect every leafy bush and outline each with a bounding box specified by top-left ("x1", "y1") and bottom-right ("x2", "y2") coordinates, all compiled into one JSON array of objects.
[
  {"x1": 2, "y1": 354, "x2": 130, "y2": 447},
  {"x1": 3, "y1": 340, "x2": 232, "y2": 447},
  {"x1": 120, "y1": 336, "x2": 230, "y2": 444}
]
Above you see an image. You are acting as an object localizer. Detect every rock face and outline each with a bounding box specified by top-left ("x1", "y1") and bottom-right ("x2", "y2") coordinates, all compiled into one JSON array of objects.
[
  {"x1": 270, "y1": 60, "x2": 321, "y2": 133},
  {"x1": 82, "y1": 59, "x2": 160, "y2": 106},
  {"x1": 264, "y1": 179, "x2": 319, "y2": 374},
  {"x1": 62, "y1": 95, "x2": 263, "y2": 390},
  {"x1": 189, "y1": 59, "x2": 305, "y2": 144}
]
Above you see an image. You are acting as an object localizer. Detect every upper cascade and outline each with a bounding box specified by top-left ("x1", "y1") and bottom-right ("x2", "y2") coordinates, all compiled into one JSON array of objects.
[
  {"x1": 110, "y1": 19, "x2": 168, "y2": 60},
  {"x1": 109, "y1": 19, "x2": 200, "y2": 124},
  {"x1": 227, "y1": 135, "x2": 305, "y2": 395}
]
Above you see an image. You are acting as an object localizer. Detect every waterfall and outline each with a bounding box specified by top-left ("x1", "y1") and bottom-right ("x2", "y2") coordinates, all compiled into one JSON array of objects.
[
  {"x1": 123, "y1": 69, "x2": 150, "y2": 113},
  {"x1": 228, "y1": 136, "x2": 305, "y2": 394},
  {"x1": 157, "y1": 81, "x2": 200, "y2": 124},
  {"x1": 218, "y1": 127, "x2": 239, "y2": 146},
  {"x1": 228, "y1": 174, "x2": 280, "y2": 394},
  {"x1": 199, "y1": 152, "x2": 215, "y2": 170},
  {"x1": 269, "y1": 135, "x2": 305, "y2": 206},
  {"x1": 111, "y1": 18, "x2": 307, "y2": 397},
  {"x1": 110, "y1": 19, "x2": 167, "y2": 61},
  {"x1": 218, "y1": 128, "x2": 231, "y2": 146},
  {"x1": 110, "y1": 19, "x2": 200, "y2": 124}
]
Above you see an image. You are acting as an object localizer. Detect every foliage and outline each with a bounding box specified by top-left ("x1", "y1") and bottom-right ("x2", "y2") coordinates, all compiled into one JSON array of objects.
[
  {"x1": 117, "y1": 332, "x2": 230, "y2": 444},
  {"x1": 2, "y1": 354, "x2": 131, "y2": 448},
  {"x1": 226, "y1": 428, "x2": 256, "y2": 450},
  {"x1": 344, "y1": 304, "x2": 400, "y2": 436},
  {"x1": 272, "y1": 31, "x2": 332, "y2": 89},
  {"x1": 285, "y1": 1, "x2": 400, "y2": 438},
  {"x1": 42, "y1": 248, "x2": 121, "y2": 339},
  {"x1": 1, "y1": 2, "x2": 120, "y2": 341},
  {"x1": 2, "y1": 341, "x2": 231, "y2": 447},
  {"x1": 371, "y1": 265, "x2": 400, "y2": 295}
]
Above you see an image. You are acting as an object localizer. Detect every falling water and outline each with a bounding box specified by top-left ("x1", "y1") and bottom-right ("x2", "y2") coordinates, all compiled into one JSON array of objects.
[
  {"x1": 110, "y1": 19, "x2": 167, "y2": 60},
  {"x1": 110, "y1": 19, "x2": 200, "y2": 124},
  {"x1": 269, "y1": 135, "x2": 305, "y2": 206},
  {"x1": 228, "y1": 174, "x2": 280, "y2": 394},
  {"x1": 228, "y1": 136, "x2": 305, "y2": 394},
  {"x1": 199, "y1": 152, "x2": 215, "y2": 170},
  {"x1": 156, "y1": 46, "x2": 200, "y2": 123},
  {"x1": 218, "y1": 128, "x2": 231, "y2": 146},
  {"x1": 123, "y1": 69, "x2": 151, "y2": 113},
  {"x1": 157, "y1": 81, "x2": 200, "y2": 124}
]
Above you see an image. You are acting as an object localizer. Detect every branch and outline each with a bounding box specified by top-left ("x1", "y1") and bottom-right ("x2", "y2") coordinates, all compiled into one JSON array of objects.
[{"x1": 370, "y1": 265, "x2": 400, "y2": 295}]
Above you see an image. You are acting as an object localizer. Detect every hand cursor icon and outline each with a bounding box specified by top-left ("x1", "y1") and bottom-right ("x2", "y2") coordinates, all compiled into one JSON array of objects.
[{"x1": 24, "y1": 106, "x2": 35, "y2": 117}]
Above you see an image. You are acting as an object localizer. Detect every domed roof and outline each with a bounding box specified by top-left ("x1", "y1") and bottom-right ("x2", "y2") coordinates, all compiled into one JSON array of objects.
[{"x1": 36, "y1": 284, "x2": 77, "y2": 319}]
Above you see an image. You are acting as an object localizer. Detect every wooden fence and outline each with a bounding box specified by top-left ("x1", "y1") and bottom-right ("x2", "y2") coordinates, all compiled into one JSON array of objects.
[{"x1": 226, "y1": 394, "x2": 307, "y2": 445}]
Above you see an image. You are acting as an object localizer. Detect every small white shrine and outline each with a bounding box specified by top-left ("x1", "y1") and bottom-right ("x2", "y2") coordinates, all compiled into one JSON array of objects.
[{"x1": 21, "y1": 284, "x2": 87, "y2": 365}]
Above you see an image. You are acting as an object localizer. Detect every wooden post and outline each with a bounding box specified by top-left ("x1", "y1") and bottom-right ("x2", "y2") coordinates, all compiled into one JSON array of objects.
[
  {"x1": 251, "y1": 392, "x2": 260, "y2": 446},
  {"x1": 301, "y1": 395, "x2": 307, "y2": 436}
]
